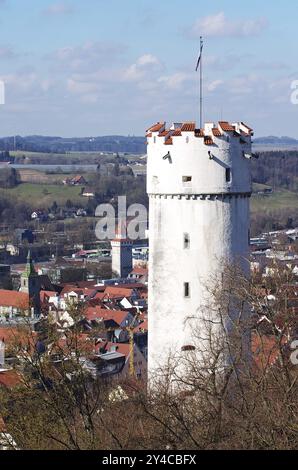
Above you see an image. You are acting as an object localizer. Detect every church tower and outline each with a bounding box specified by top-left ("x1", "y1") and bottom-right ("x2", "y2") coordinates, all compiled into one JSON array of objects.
[
  {"x1": 20, "y1": 250, "x2": 41, "y2": 316},
  {"x1": 111, "y1": 220, "x2": 133, "y2": 278},
  {"x1": 146, "y1": 120, "x2": 254, "y2": 373}
]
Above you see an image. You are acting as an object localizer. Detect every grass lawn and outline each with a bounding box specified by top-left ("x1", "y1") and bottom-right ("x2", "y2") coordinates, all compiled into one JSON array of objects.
[{"x1": 3, "y1": 183, "x2": 87, "y2": 208}]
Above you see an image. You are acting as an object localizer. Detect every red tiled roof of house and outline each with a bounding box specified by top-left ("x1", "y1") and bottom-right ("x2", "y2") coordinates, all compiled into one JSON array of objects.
[
  {"x1": 159, "y1": 130, "x2": 170, "y2": 137},
  {"x1": 0, "y1": 370, "x2": 23, "y2": 389},
  {"x1": 40, "y1": 290, "x2": 58, "y2": 302},
  {"x1": 85, "y1": 306, "x2": 130, "y2": 325},
  {"x1": 147, "y1": 122, "x2": 165, "y2": 133},
  {"x1": 133, "y1": 319, "x2": 148, "y2": 333},
  {"x1": 104, "y1": 286, "x2": 134, "y2": 299},
  {"x1": 165, "y1": 137, "x2": 173, "y2": 145},
  {"x1": 181, "y1": 122, "x2": 196, "y2": 132},
  {"x1": 218, "y1": 121, "x2": 234, "y2": 132},
  {"x1": 251, "y1": 332, "x2": 287, "y2": 372},
  {"x1": 0, "y1": 290, "x2": 29, "y2": 309},
  {"x1": 172, "y1": 129, "x2": 182, "y2": 136},
  {"x1": 130, "y1": 267, "x2": 148, "y2": 276},
  {"x1": 0, "y1": 327, "x2": 37, "y2": 350},
  {"x1": 94, "y1": 341, "x2": 131, "y2": 359}
]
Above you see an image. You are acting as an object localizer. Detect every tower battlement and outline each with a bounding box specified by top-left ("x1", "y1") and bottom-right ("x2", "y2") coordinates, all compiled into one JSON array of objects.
[{"x1": 147, "y1": 120, "x2": 253, "y2": 196}]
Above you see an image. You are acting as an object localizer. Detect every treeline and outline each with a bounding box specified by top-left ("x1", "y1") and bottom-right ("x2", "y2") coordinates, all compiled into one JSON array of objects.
[
  {"x1": 0, "y1": 150, "x2": 13, "y2": 162},
  {"x1": 252, "y1": 150, "x2": 298, "y2": 191},
  {"x1": 0, "y1": 135, "x2": 146, "y2": 154},
  {"x1": 0, "y1": 192, "x2": 32, "y2": 227},
  {"x1": 0, "y1": 168, "x2": 19, "y2": 188}
]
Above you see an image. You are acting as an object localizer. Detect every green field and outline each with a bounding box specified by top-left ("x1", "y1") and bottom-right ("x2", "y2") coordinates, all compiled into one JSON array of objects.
[
  {"x1": 3, "y1": 183, "x2": 87, "y2": 207},
  {"x1": 251, "y1": 189, "x2": 298, "y2": 214}
]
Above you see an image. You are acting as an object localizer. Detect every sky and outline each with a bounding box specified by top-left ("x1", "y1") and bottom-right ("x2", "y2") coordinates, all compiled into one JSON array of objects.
[{"x1": 0, "y1": 0, "x2": 297, "y2": 137}]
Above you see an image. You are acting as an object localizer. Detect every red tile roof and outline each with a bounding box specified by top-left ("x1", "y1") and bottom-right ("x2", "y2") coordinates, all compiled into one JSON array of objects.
[
  {"x1": 0, "y1": 369, "x2": 23, "y2": 389},
  {"x1": 94, "y1": 341, "x2": 131, "y2": 359},
  {"x1": 181, "y1": 122, "x2": 196, "y2": 132},
  {"x1": 172, "y1": 129, "x2": 182, "y2": 136},
  {"x1": 130, "y1": 267, "x2": 148, "y2": 276},
  {"x1": 104, "y1": 286, "x2": 134, "y2": 299},
  {"x1": 0, "y1": 290, "x2": 29, "y2": 309},
  {"x1": 251, "y1": 332, "x2": 286, "y2": 372},
  {"x1": 219, "y1": 121, "x2": 235, "y2": 132},
  {"x1": 133, "y1": 319, "x2": 148, "y2": 333},
  {"x1": 147, "y1": 122, "x2": 165, "y2": 133},
  {"x1": 85, "y1": 307, "x2": 130, "y2": 325},
  {"x1": 195, "y1": 129, "x2": 204, "y2": 137},
  {"x1": 165, "y1": 137, "x2": 173, "y2": 145},
  {"x1": 159, "y1": 130, "x2": 170, "y2": 137},
  {"x1": 204, "y1": 136, "x2": 214, "y2": 146},
  {"x1": 212, "y1": 128, "x2": 222, "y2": 137}
]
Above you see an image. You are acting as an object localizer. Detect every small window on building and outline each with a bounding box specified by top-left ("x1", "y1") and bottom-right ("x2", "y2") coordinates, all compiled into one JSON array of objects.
[
  {"x1": 186, "y1": 136, "x2": 189, "y2": 143},
  {"x1": 184, "y1": 282, "x2": 190, "y2": 298},
  {"x1": 184, "y1": 233, "x2": 190, "y2": 249},
  {"x1": 182, "y1": 176, "x2": 192, "y2": 183},
  {"x1": 153, "y1": 136, "x2": 156, "y2": 143},
  {"x1": 225, "y1": 168, "x2": 231, "y2": 183}
]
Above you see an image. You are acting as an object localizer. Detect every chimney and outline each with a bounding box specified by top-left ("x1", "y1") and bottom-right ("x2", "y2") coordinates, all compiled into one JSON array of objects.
[{"x1": 0, "y1": 338, "x2": 5, "y2": 366}]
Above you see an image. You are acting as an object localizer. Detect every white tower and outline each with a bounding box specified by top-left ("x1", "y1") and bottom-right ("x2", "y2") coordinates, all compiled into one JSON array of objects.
[{"x1": 146, "y1": 120, "x2": 253, "y2": 372}]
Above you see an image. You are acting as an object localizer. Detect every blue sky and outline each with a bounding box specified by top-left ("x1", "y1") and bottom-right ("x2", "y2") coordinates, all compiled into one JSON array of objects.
[{"x1": 0, "y1": 0, "x2": 297, "y2": 137}]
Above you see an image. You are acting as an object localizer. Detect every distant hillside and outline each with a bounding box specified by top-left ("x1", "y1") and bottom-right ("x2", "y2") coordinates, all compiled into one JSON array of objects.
[
  {"x1": 0, "y1": 135, "x2": 147, "y2": 155},
  {"x1": 254, "y1": 136, "x2": 298, "y2": 145},
  {"x1": 1, "y1": 134, "x2": 298, "y2": 155}
]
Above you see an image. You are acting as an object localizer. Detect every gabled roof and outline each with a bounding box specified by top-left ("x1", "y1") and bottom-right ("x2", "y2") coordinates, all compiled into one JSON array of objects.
[
  {"x1": 0, "y1": 369, "x2": 23, "y2": 389},
  {"x1": 103, "y1": 286, "x2": 134, "y2": 299},
  {"x1": 0, "y1": 290, "x2": 29, "y2": 309},
  {"x1": 85, "y1": 307, "x2": 130, "y2": 325}
]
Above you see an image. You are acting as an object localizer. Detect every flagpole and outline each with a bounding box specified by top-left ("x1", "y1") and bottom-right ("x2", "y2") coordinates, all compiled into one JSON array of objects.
[{"x1": 200, "y1": 36, "x2": 203, "y2": 129}]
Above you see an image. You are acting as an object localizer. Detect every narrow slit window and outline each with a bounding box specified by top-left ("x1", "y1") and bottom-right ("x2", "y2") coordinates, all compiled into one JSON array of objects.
[
  {"x1": 184, "y1": 282, "x2": 190, "y2": 298},
  {"x1": 184, "y1": 233, "x2": 190, "y2": 249},
  {"x1": 225, "y1": 168, "x2": 231, "y2": 183}
]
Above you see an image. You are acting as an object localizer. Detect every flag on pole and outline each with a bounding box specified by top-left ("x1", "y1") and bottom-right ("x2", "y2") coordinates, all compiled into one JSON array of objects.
[{"x1": 195, "y1": 37, "x2": 203, "y2": 71}]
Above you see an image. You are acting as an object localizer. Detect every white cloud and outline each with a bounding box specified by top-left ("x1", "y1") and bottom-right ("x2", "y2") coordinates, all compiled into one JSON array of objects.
[
  {"x1": 49, "y1": 41, "x2": 126, "y2": 72},
  {"x1": 124, "y1": 54, "x2": 160, "y2": 81},
  {"x1": 207, "y1": 79, "x2": 224, "y2": 92},
  {"x1": 158, "y1": 72, "x2": 191, "y2": 90},
  {"x1": 191, "y1": 12, "x2": 267, "y2": 38}
]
